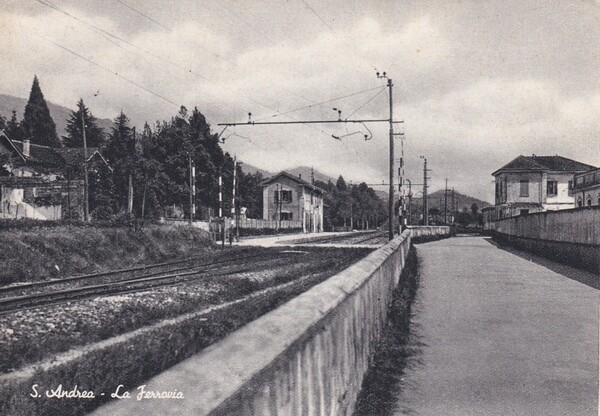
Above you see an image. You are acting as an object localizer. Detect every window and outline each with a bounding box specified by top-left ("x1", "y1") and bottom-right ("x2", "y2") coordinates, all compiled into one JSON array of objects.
[
  {"x1": 587, "y1": 197, "x2": 592, "y2": 207},
  {"x1": 280, "y1": 212, "x2": 293, "y2": 220},
  {"x1": 520, "y1": 209, "x2": 529, "y2": 216},
  {"x1": 519, "y1": 180, "x2": 529, "y2": 197},
  {"x1": 274, "y1": 189, "x2": 292, "y2": 203},
  {"x1": 546, "y1": 181, "x2": 557, "y2": 196},
  {"x1": 577, "y1": 196, "x2": 583, "y2": 208}
]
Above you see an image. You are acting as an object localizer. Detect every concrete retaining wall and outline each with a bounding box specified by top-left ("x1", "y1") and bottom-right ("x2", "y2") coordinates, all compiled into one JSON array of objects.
[
  {"x1": 93, "y1": 228, "x2": 449, "y2": 416},
  {"x1": 489, "y1": 207, "x2": 599, "y2": 273},
  {"x1": 409, "y1": 225, "x2": 452, "y2": 237}
]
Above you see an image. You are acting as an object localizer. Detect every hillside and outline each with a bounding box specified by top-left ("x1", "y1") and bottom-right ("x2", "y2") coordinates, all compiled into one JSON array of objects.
[
  {"x1": 0, "y1": 93, "x2": 113, "y2": 138},
  {"x1": 240, "y1": 164, "x2": 338, "y2": 184},
  {"x1": 419, "y1": 189, "x2": 491, "y2": 212}
]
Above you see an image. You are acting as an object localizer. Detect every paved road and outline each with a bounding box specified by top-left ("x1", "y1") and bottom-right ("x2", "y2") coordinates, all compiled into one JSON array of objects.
[{"x1": 393, "y1": 236, "x2": 598, "y2": 415}]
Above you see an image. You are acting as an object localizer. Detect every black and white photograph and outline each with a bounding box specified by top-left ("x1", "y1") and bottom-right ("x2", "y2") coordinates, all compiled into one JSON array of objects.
[{"x1": 0, "y1": 1, "x2": 598, "y2": 415}]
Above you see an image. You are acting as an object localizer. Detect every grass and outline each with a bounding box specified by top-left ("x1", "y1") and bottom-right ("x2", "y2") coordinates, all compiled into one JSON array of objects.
[
  {"x1": 0, "y1": 224, "x2": 213, "y2": 285},
  {"x1": 0, "y1": 247, "x2": 371, "y2": 416}
]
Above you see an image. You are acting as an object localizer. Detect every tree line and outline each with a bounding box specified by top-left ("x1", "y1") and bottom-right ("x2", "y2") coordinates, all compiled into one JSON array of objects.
[{"x1": 1, "y1": 76, "x2": 387, "y2": 226}]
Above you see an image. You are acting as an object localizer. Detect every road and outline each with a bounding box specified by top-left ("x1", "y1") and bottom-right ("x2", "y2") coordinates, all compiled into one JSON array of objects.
[{"x1": 375, "y1": 236, "x2": 598, "y2": 415}]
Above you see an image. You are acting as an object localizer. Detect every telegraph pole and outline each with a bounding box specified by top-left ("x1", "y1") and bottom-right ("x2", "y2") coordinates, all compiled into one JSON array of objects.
[
  {"x1": 80, "y1": 102, "x2": 89, "y2": 222},
  {"x1": 232, "y1": 156, "x2": 237, "y2": 240},
  {"x1": 188, "y1": 153, "x2": 194, "y2": 225},
  {"x1": 421, "y1": 156, "x2": 430, "y2": 226},
  {"x1": 444, "y1": 178, "x2": 448, "y2": 224},
  {"x1": 218, "y1": 72, "x2": 402, "y2": 241},
  {"x1": 386, "y1": 77, "x2": 395, "y2": 240}
]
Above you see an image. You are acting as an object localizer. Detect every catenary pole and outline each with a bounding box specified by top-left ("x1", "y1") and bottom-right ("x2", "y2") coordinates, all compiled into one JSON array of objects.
[
  {"x1": 218, "y1": 74, "x2": 402, "y2": 240},
  {"x1": 80, "y1": 103, "x2": 89, "y2": 222}
]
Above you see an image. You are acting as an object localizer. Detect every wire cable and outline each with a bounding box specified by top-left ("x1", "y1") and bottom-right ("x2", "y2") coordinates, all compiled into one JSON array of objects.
[
  {"x1": 26, "y1": 24, "x2": 179, "y2": 107},
  {"x1": 345, "y1": 87, "x2": 386, "y2": 119}
]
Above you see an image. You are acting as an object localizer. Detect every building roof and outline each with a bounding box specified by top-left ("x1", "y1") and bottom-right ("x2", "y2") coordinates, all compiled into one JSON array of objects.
[
  {"x1": 0, "y1": 130, "x2": 109, "y2": 170},
  {"x1": 492, "y1": 155, "x2": 596, "y2": 176},
  {"x1": 260, "y1": 171, "x2": 325, "y2": 194}
]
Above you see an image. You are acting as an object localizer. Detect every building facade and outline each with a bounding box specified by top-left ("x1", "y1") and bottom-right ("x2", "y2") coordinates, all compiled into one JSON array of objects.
[
  {"x1": 489, "y1": 155, "x2": 595, "y2": 220},
  {"x1": 572, "y1": 167, "x2": 600, "y2": 207},
  {"x1": 261, "y1": 171, "x2": 324, "y2": 233},
  {"x1": 0, "y1": 131, "x2": 108, "y2": 220}
]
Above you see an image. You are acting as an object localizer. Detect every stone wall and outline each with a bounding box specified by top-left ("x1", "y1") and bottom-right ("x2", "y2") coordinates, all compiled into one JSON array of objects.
[
  {"x1": 489, "y1": 206, "x2": 599, "y2": 273},
  {"x1": 92, "y1": 230, "x2": 424, "y2": 416}
]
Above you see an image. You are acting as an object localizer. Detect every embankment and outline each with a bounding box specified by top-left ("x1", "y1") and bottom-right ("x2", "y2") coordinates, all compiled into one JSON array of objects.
[
  {"x1": 92, "y1": 227, "x2": 450, "y2": 416},
  {"x1": 0, "y1": 224, "x2": 212, "y2": 284}
]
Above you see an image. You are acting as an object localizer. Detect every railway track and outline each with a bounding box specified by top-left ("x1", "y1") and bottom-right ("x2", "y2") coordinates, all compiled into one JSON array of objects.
[
  {"x1": 0, "y1": 250, "x2": 305, "y2": 314},
  {"x1": 293, "y1": 231, "x2": 386, "y2": 246}
]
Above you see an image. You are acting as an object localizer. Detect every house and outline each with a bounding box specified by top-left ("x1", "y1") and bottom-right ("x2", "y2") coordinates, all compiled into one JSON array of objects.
[
  {"x1": 572, "y1": 167, "x2": 600, "y2": 207},
  {"x1": 489, "y1": 155, "x2": 596, "y2": 220},
  {"x1": 260, "y1": 171, "x2": 325, "y2": 233},
  {"x1": 0, "y1": 131, "x2": 109, "y2": 220}
]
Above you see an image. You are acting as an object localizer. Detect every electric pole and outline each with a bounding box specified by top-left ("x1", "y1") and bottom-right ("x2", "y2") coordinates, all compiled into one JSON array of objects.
[
  {"x1": 444, "y1": 178, "x2": 448, "y2": 224},
  {"x1": 451, "y1": 187, "x2": 456, "y2": 224},
  {"x1": 387, "y1": 77, "x2": 395, "y2": 240},
  {"x1": 188, "y1": 153, "x2": 194, "y2": 225},
  {"x1": 232, "y1": 156, "x2": 238, "y2": 241},
  {"x1": 420, "y1": 156, "x2": 430, "y2": 226},
  {"x1": 80, "y1": 102, "x2": 89, "y2": 222},
  {"x1": 217, "y1": 72, "x2": 403, "y2": 241}
]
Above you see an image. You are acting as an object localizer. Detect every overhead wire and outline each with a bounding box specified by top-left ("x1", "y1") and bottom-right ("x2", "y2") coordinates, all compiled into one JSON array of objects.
[
  {"x1": 112, "y1": 0, "x2": 314, "y2": 106},
  {"x1": 345, "y1": 87, "x2": 387, "y2": 119},
  {"x1": 33, "y1": 0, "x2": 385, "y2": 163},
  {"x1": 255, "y1": 86, "x2": 385, "y2": 121},
  {"x1": 110, "y1": 0, "x2": 385, "y2": 147},
  {"x1": 24, "y1": 22, "x2": 179, "y2": 107},
  {"x1": 36, "y1": 0, "x2": 202, "y2": 81},
  {"x1": 297, "y1": 0, "x2": 378, "y2": 73}
]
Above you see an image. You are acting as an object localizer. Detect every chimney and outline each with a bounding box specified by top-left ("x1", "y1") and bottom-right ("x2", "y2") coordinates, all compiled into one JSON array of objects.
[
  {"x1": 23, "y1": 139, "x2": 30, "y2": 158},
  {"x1": 299, "y1": 174, "x2": 302, "y2": 180}
]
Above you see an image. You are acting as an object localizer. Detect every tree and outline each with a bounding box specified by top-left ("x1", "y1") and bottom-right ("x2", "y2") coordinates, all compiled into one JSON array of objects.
[
  {"x1": 63, "y1": 99, "x2": 105, "y2": 148},
  {"x1": 0, "y1": 111, "x2": 6, "y2": 131},
  {"x1": 471, "y1": 203, "x2": 479, "y2": 218},
  {"x1": 21, "y1": 76, "x2": 61, "y2": 147},
  {"x1": 5, "y1": 110, "x2": 23, "y2": 141},
  {"x1": 103, "y1": 112, "x2": 136, "y2": 211}
]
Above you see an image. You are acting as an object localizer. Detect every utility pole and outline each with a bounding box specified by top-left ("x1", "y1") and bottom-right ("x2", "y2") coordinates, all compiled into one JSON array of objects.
[
  {"x1": 444, "y1": 178, "x2": 448, "y2": 224},
  {"x1": 232, "y1": 156, "x2": 237, "y2": 241},
  {"x1": 80, "y1": 102, "x2": 89, "y2": 222},
  {"x1": 188, "y1": 153, "x2": 194, "y2": 225},
  {"x1": 451, "y1": 187, "x2": 455, "y2": 224},
  {"x1": 217, "y1": 72, "x2": 402, "y2": 241},
  {"x1": 421, "y1": 156, "x2": 430, "y2": 226},
  {"x1": 218, "y1": 169, "x2": 223, "y2": 246},
  {"x1": 406, "y1": 179, "x2": 412, "y2": 226},
  {"x1": 385, "y1": 76, "x2": 395, "y2": 240},
  {"x1": 128, "y1": 127, "x2": 136, "y2": 215}
]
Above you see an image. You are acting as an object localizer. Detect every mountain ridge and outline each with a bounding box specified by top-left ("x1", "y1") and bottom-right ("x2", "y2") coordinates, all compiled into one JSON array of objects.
[{"x1": 0, "y1": 93, "x2": 113, "y2": 138}]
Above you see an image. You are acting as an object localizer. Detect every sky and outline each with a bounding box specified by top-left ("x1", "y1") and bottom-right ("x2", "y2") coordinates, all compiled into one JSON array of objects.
[{"x1": 1, "y1": 0, "x2": 599, "y2": 202}]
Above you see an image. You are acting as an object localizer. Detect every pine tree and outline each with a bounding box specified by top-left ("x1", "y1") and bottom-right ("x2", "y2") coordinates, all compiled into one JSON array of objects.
[
  {"x1": 5, "y1": 110, "x2": 23, "y2": 141},
  {"x1": 0, "y1": 111, "x2": 6, "y2": 131},
  {"x1": 22, "y1": 76, "x2": 61, "y2": 147},
  {"x1": 63, "y1": 99, "x2": 105, "y2": 148},
  {"x1": 103, "y1": 112, "x2": 136, "y2": 211}
]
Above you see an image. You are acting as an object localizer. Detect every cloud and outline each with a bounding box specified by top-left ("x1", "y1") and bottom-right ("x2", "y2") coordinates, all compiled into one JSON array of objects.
[{"x1": 1, "y1": 3, "x2": 598, "y2": 204}]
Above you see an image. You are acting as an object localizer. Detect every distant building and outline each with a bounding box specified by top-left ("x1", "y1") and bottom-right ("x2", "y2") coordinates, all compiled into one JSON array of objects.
[
  {"x1": 260, "y1": 171, "x2": 324, "y2": 233},
  {"x1": 0, "y1": 131, "x2": 109, "y2": 220},
  {"x1": 489, "y1": 155, "x2": 595, "y2": 220},
  {"x1": 572, "y1": 167, "x2": 600, "y2": 207}
]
